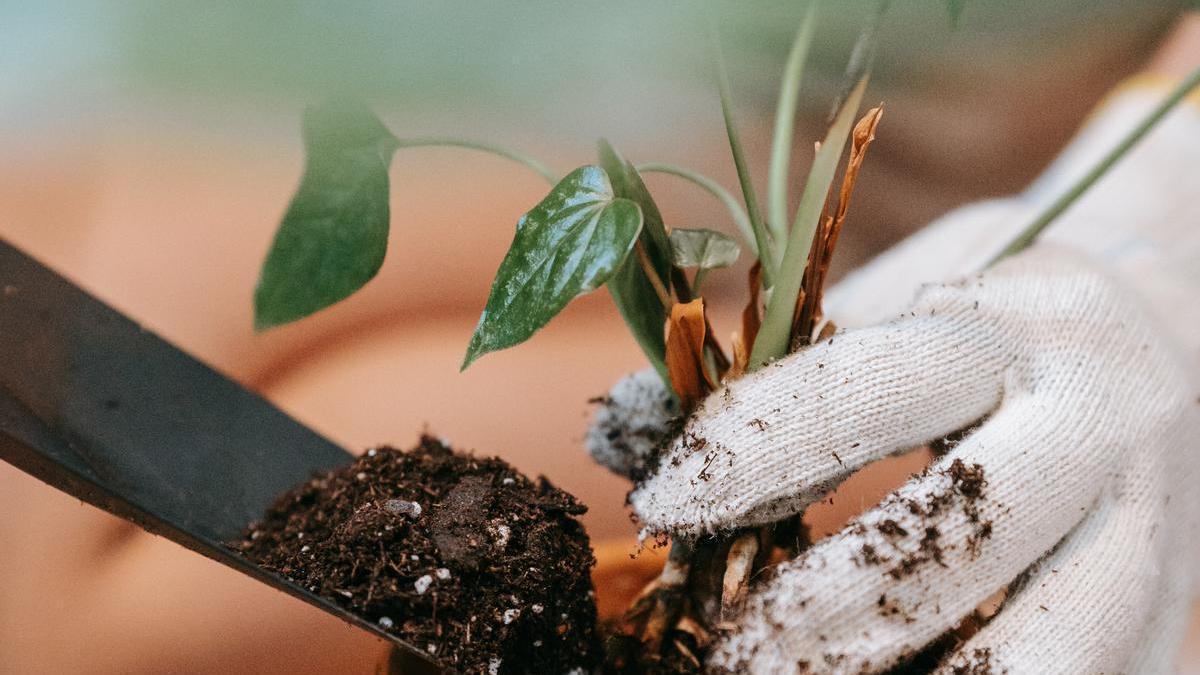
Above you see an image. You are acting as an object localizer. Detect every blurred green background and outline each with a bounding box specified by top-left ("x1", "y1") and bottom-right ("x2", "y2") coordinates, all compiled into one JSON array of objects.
[{"x1": 3, "y1": 1, "x2": 1180, "y2": 144}]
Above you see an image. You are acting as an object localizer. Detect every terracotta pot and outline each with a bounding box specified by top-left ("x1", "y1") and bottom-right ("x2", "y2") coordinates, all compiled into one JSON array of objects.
[{"x1": 590, "y1": 538, "x2": 667, "y2": 622}]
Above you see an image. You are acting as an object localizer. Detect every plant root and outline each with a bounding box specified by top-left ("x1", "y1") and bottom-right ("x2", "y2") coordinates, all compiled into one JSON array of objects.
[
  {"x1": 622, "y1": 540, "x2": 693, "y2": 653},
  {"x1": 719, "y1": 531, "x2": 759, "y2": 625}
]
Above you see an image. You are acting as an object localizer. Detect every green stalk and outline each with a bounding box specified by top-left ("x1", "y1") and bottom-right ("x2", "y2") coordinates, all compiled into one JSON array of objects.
[
  {"x1": 749, "y1": 77, "x2": 868, "y2": 369},
  {"x1": 636, "y1": 162, "x2": 757, "y2": 255},
  {"x1": 393, "y1": 137, "x2": 558, "y2": 185},
  {"x1": 827, "y1": 0, "x2": 888, "y2": 120},
  {"x1": 711, "y1": 22, "x2": 776, "y2": 286},
  {"x1": 767, "y1": 2, "x2": 820, "y2": 246},
  {"x1": 987, "y1": 64, "x2": 1200, "y2": 266}
]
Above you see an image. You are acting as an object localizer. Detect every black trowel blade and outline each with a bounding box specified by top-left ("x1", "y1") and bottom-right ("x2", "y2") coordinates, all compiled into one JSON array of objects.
[{"x1": 0, "y1": 238, "x2": 439, "y2": 672}]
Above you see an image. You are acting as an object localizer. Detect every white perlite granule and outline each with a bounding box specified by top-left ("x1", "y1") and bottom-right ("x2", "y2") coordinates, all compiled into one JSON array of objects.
[
  {"x1": 383, "y1": 499, "x2": 422, "y2": 518},
  {"x1": 489, "y1": 522, "x2": 511, "y2": 548},
  {"x1": 413, "y1": 574, "x2": 433, "y2": 595}
]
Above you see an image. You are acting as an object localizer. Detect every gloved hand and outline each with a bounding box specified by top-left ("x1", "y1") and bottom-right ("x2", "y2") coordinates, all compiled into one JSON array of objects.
[{"x1": 609, "y1": 85, "x2": 1200, "y2": 673}]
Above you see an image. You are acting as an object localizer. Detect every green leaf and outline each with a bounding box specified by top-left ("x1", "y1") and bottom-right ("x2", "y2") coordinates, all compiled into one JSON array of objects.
[
  {"x1": 462, "y1": 166, "x2": 644, "y2": 369},
  {"x1": 711, "y1": 21, "x2": 776, "y2": 285},
  {"x1": 669, "y1": 228, "x2": 741, "y2": 270},
  {"x1": 767, "y1": 1, "x2": 819, "y2": 243},
  {"x1": 597, "y1": 140, "x2": 672, "y2": 382},
  {"x1": 751, "y1": 76, "x2": 868, "y2": 369},
  {"x1": 254, "y1": 102, "x2": 398, "y2": 330},
  {"x1": 597, "y1": 140, "x2": 672, "y2": 282}
]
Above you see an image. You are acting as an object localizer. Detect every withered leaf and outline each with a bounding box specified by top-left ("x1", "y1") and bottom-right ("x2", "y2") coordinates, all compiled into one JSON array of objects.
[
  {"x1": 729, "y1": 261, "x2": 764, "y2": 379},
  {"x1": 794, "y1": 105, "x2": 883, "y2": 348},
  {"x1": 730, "y1": 332, "x2": 749, "y2": 380},
  {"x1": 665, "y1": 299, "x2": 711, "y2": 411}
]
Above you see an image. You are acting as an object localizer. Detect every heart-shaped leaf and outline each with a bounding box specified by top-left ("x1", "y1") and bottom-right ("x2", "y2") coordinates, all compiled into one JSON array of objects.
[
  {"x1": 669, "y1": 228, "x2": 741, "y2": 270},
  {"x1": 462, "y1": 166, "x2": 643, "y2": 369},
  {"x1": 254, "y1": 102, "x2": 398, "y2": 330},
  {"x1": 597, "y1": 140, "x2": 672, "y2": 381}
]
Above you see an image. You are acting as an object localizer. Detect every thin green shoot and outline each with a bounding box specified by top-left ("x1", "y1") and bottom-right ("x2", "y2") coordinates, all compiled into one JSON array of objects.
[
  {"x1": 393, "y1": 137, "x2": 558, "y2": 185},
  {"x1": 827, "y1": 0, "x2": 888, "y2": 119},
  {"x1": 987, "y1": 64, "x2": 1200, "y2": 266},
  {"x1": 749, "y1": 76, "x2": 868, "y2": 369},
  {"x1": 767, "y1": 1, "x2": 820, "y2": 246},
  {"x1": 710, "y1": 21, "x2": 776, "y2": 286},
  {"x1": 637, "y1": 162, "x2": 756, "y2": 256}
]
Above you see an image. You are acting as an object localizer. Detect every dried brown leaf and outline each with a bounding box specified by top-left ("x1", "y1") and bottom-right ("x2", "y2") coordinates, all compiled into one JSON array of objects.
[
  {"x1": 729, "y1": 332, "x2": 748, "y2": 380},
  {"x1": 833, "y1": 105, "x2": 883, "y2": 226},
  {"x1": 793, "y1": 105, "x2": 883, "y2": 348},
  {"x1": 740, "y1": 262, "x2": 763, "y2": 355},
  {"x1": 665, "y1": 299, "x2": 711, "y2": 411},
  {"x1": 816, "y1": 318, "x2": 838, "y2": 342},
  {"x1": 728, "y1": 262, "x2": 764, "y2": 380}
]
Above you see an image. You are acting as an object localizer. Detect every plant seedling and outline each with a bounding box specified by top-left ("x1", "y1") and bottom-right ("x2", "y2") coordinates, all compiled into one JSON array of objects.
[{"x1": 250, "y1": 0, "x2": 1200, "y2": 668}]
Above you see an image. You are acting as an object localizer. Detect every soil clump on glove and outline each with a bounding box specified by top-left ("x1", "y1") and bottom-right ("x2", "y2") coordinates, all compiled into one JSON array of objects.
[
  {"x1": 236, "y1": 437, "x2": 600, "y2": 674},
  {"x1": 855, "y1": 459, "x2": 992, "y2": 582}
]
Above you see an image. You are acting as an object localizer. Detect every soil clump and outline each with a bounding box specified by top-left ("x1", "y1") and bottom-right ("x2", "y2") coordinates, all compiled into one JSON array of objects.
[{"x1": 237, "y1": 437, "x2": 599, "y2": 674}]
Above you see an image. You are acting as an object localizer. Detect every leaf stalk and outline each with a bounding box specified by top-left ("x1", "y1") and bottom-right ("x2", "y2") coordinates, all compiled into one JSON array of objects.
[
  {"x1": 636, "y1": 241, "x2": 674, "y2": 309},
  {"x1": 393, "y1": 137, "x2": 558, "y2": 185},
  {"x1": 637, "y1": 163, "x2": 757, "y2": 255},
  {"x1": 987, "y1": 64, "x2": 1200, "y2": 266}
]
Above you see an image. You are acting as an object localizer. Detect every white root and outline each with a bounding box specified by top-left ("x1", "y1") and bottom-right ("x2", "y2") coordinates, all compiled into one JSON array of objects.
[{"x1": 720, "y1": 531, "x2": 759, "y2": 624}]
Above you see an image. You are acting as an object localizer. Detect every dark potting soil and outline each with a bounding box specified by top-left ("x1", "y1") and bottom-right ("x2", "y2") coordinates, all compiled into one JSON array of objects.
[
  {"x1": 235, "y1": 437, "x2": 599, "y2": 674},
  {"x1": 603, "y1": 627, "x2": 705, "y2": 675}
]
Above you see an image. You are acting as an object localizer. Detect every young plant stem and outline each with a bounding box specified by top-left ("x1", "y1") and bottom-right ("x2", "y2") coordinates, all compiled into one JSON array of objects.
[
  {"x1": 749, "y1": 76, "x2": 869, "y2": 369},
  {"x1": 669, "y1": 267, "x2": 694, "y2": 303},
  {"x1": 392, "y1": 137, "x2": 558, "y2": 185},
  {"x1": 987, "y1": 63, "x2": 1200, "y2": 266},
  {"x1": 710, "y1": 21, "x2": 776, "y2": 285},
  {"x1": 637, "y1": 163, "x2": 757, "y2": 255},
  {"x1": 767, "y1": 1, "x2": 820, "y2": 244},
  {"x1": 827, "y1": 0, "x2": 889, "y2": 121},
  {"x1": 692, "y1": 267, "x2": 710, "y2": 294},
  {"x1": 635, "y1": 241, "x2": 674, "y2": 308}
]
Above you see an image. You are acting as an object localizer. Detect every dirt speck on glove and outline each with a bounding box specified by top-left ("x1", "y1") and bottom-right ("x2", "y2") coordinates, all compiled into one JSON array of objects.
[
  {"x1": 236, "y1": 437, "x2": 599, "y2": 674},
  {"x1": 855, "y1": 459, "x2": 992, "y2": 580}
]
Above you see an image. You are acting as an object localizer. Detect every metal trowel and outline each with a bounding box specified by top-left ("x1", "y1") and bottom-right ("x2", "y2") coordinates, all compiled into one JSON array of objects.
[{"x1": 0, "y1": 238, "x2": 439, "y2": 673}]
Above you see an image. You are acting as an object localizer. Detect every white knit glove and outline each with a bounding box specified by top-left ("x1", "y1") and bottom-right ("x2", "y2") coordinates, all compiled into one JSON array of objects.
[{"x1": 625, "y1": 85, "x2": 1200, "y2": 673}]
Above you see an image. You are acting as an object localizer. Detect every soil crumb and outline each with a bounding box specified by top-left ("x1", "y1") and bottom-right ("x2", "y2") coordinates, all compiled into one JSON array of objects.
[{"x1": 236, "y1": 437, "x2": 599, "y2": 674}]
